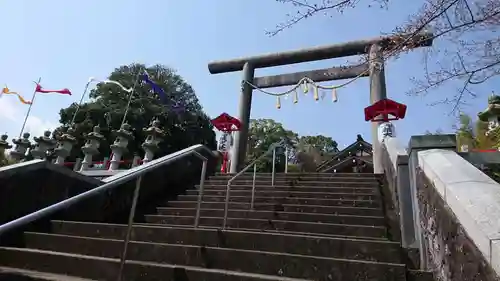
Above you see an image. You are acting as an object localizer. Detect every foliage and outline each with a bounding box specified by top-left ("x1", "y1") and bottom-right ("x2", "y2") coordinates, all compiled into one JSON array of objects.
[
  {"x1": 56, "y1": 63, "x2": 216, "y2": 162},
  {"x1": 246, "y1": 118, "x2": 338, "y2": 172},
  {"x1": 455, "y1": 112, "x2": 500, "y2": 150},
  {"x1": 246, "y1": 119, "x2": 298, "y2": 172},
  {"x1": 270, "y1": 0, "x2": 500, "y2": 111},
  {"x1": 454, "y1": 111, "x2": 500, "y2": 181},
  {"x1": 297, "y1": 135, "x2": 338, "y2": 153}
]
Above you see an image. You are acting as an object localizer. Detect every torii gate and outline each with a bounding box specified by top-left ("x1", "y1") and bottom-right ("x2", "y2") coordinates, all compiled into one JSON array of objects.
[{"x1": 208, "y1": 32, "x2": 433, "y2": 174}]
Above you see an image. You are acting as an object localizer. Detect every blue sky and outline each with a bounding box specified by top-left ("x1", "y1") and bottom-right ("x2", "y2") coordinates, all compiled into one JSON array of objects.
[{"x1": 0, "y1": 0, "x2": 492, "y2": 148}]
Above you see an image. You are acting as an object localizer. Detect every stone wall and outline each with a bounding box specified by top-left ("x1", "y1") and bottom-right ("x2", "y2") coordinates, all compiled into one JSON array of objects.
[{"x1": 416, "y1": 168, "x2": 499, "y2": 281}]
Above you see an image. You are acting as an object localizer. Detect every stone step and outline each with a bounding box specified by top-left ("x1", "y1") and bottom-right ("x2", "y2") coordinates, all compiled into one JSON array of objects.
[
  {"x1": 165, "y1": 201, "x2": 383, "y2": 216},
  {"x1": 207, "y1": 178, "x2": 379, "y2": 184},
  {"x1": 50, "y1": 220, "x2": 400, "y2": 262},
  {"x1": 186, "y1": 189, "x2": 380, "y2": 199},
  {"x1": 24, "y1": 233, "x2": 406, "y2": 281},
  {"x1": 156, "y1": 208, "x2": 386, "y2": 226},
  {"x1": 0, "y1": 266, "x2": 95, "y2": 281},
  {"x1": 196, "y1": 184, "x2": 379, "y2": 193},
  {"x1": 214, "y1": 172, "x2": 377, "y2": 178},
  {"x1": 172, "y1": 196, "x2": 381, "y2": 208},
  {"x1": 205, "y1": 180, "x2": 379, "y2": 187},
  {"x1": 0, "y1": 247, "x2": 310, "y2": 281},
  {"x1": 144, "y1": 215, "x2": 387, "y2": 238},
  {"x1": 145, "y1": 224, "x2": 389, "y2": 241}
]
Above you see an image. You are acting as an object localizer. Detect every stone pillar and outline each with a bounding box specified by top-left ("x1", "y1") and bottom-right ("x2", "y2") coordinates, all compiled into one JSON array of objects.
[
  {"x1": 369, "y1": 44, "x2": 388, "y2": 174},
  {"x1": 30, "y1": 130, "x2": 57, "y2": 160},
  {"x1": 109, "y1": 123, "x2": 134, "y2": 171},
  {"x1": 407, "y1": 134, "x2": 457, "y2": 269},
  {"x1": 230, "y1": 62, "x2": 255, "y2": 173},
  {"x1": 10, "y1": 133, "x2": 32, "y2": 161},
  {"x1": 80, "y1": 125, "x2": 104, "y2": 171},
  {"x1": 142, "y1": 119, "x2": 165, "y2": 165},
  {"x1": 54, "y1": 127, "x2": 77, "y2": 165}
]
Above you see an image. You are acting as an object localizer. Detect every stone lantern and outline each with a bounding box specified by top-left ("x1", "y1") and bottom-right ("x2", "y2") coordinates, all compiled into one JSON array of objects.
[
  {"x1": 80, "y1": 125, "x2": 105, "y2": 171},
  {"x1": 54, "y1": 126, "x2": 77, "y2": 165},
  {"x1": 109, "y1": 122, "x2": 134, "y2": 170},
  {"x1": 30, "y1": 130, "x2": 57, "y2": 160},
  {"x1": 10, "y1": 133, "x2": 31, "y2": 161},
  {"x1": 0, "y1": 134, "x2": 12, "y2": 162},
  {"x1": 142, "y1": 119, "x2": 165, "y2": 164},
  {"x1": 478, "y1": 94, "x2": 500, "y2": 136}
]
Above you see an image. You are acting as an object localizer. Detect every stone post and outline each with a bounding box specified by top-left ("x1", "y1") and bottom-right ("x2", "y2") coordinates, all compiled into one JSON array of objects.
[
  {"x1": 230, "y1": 62, "x2": 255, "y2": 173},
  {"x1": 80, "y1": 125, "x2": 105, "y2": 171},
  {"x1": 142, "y1": 119, "x2": 165, "y2": 164},
  {"x1": 10, "y1": 133, "x2": 32, "y2": 161},
  {"x1": 30, "y1": 130, "x2": 57, "y2": 160},
  {"x1": 369, "y1": 44, "x2": 388, "y2": 174},
  {"x1": 109, "y1": 122, "x2": 134, "y2": 171},
  {"x1": 54, "y1": 127, "x2": 77, "y2": 165}
]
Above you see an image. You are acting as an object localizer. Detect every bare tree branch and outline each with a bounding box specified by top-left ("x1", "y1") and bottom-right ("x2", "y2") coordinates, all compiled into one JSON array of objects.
[{"x1": 270, "y1": 0, "x2": 500, "y2": 113}]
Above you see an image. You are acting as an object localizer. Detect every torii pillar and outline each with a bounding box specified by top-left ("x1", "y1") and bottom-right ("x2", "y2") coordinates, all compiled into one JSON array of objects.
[{"x1": 208, "y1": 32, "x2": 433, "y2": 173}]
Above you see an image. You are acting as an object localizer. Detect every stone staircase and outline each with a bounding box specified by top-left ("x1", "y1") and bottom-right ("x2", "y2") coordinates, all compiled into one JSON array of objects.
[{"x1": 0, "y1": 172, "x2": 432, "y2": 280}]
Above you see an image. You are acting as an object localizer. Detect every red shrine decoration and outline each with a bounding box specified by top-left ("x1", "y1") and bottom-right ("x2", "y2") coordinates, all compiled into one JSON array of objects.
[
  {"x1": 211, "y1": 113, "x2": 241, "y2": 173},
  {"x1": 364, "y1": 98, "x2": 407, "y2": 122},
  {"x1": 211, "y1": 112, "x2": 241, "y2": 132}
]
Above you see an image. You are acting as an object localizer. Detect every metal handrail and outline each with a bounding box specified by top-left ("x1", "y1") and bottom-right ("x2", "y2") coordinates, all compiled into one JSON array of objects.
[
  {"x1": 222, "y1": 141, "x2": 283, "y2": 229},
  {"x1": 0, "y1": 144, "x2": 213, "y2": 281}
]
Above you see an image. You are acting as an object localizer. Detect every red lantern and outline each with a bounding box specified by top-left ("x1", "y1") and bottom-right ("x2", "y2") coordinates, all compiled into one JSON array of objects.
[
  {"x1": 364, "y1": 98, "x2": 407, "y2": 122},
  {"x1": 211, "y1": 113, "x2": 241, "y2": 173},
  {"x1": 211, "y1": 112, "x2": 241, "y2": 132}
]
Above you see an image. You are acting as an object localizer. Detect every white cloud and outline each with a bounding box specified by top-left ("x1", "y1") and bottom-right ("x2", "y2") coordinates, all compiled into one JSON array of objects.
[
  {"x1": 0, "y1": 96, "x2": 19, "y2": 121},
  {"x1": 24, "y1": 116, "x2": 59, "y2": 138}
]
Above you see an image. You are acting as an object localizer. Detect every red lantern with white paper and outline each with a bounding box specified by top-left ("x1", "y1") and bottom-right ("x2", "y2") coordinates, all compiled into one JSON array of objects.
[{"x1": 211, "y1": 113, "x2": 241, "y2": 173}]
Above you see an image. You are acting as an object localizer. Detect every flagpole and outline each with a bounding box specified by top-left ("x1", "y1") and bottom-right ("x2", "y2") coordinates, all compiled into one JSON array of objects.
[
  {"x1": 70, "y1": 80, "x2": 92, "y2": 125},
  {"x1": 120, "y1": 67, "x2": 143, "y2": 126},
  {"x1": 18, "y1": 77, "x2": 41, "y2": 138}
]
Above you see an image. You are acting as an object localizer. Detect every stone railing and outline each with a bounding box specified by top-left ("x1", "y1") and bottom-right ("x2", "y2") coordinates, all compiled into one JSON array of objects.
[
  {"x1": 0, "y1": 118, "x2": 168, "y2": 177},
  {"x1": 381, "y1": 134, "x2": 500, "y2": 281}
]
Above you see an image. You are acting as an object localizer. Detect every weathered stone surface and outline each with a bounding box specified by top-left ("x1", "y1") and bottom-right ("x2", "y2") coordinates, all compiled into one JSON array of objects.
[
  {"x1": 207, "y1": 180, "x2": 379, "y2": 188},
  {"x1": 186, "y1": 189, "x2": 380, "y2": 198},
  {"x1": 23, "y1": 234, "x2": 406, "y2": 281},
  {"x1": 0, "y1": 266, "x2": 94, "y2": 281},
  {"x1": 416, "y1": 168, "x2": 500, "y2": 281},
  {"x1": 50, "y1": 221, "x2": 400, "y2": 262},
  {"x1": 206, "y1": 178, "x2": 379, "y2": 185},
  {"x1": 156, "y1": 208, "x2": 385, "y2": 225},
  {"x1": 0, "y1": 247, "x2": 310, "y2": 281},
  {"x1": 196, "y1": 184, "x2": 378, "y2": 193},
  {"x1": 144, "y1": 215, "x2": 387, "y2": 238},
  {"x1": 169, "y1": 198, "x2": 380, "y2": 208},
  {"x1": 165, "y1": 201, "x2": 384, "y2": 216},
  {"x1": 178, "y1": 194, "x2": 379, "y2": 203}
]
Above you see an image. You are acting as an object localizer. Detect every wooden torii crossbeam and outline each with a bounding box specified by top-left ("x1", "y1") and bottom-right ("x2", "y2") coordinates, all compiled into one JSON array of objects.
[{"x1": 208, "y1": 32, "x2": 433, "y2": 173}]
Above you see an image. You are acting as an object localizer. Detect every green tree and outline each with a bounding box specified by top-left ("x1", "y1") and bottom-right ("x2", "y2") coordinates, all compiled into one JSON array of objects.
[
  {"x1": 56, "y1": 63, "x2": 216, "y2": 162},
  {"x1": 298, "y1": 135, "x2": 338, "y2": 153},
  {"x1": 246, "y1": 119, "x2": 298, "y2": 172},
  {"x1": 246, "y1": 119, "x2": 339, "y2": 172}
]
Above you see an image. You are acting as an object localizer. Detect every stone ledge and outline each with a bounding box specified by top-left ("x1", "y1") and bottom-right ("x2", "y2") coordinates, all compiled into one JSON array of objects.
[
  {"x1": 418, "y1": 149, "x2": 500, "y2": 274},
  {"x1": 383, "y1": 137, "x2": 408, "y2": 170}
]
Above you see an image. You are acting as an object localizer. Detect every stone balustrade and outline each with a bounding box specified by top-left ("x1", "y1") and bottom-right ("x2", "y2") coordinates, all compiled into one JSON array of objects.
[
  {"x1": 382, "y1": 134, "x2": 500, "y2": 281},
  {"x1": 1, "y1": 118, "x2": 167, "y2": 174}
]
